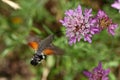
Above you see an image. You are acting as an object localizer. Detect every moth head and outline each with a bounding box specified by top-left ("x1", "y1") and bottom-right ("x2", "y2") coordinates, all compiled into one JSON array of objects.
[{"x1": 30, "y1": 58, "x2": 39, "y2": 66}]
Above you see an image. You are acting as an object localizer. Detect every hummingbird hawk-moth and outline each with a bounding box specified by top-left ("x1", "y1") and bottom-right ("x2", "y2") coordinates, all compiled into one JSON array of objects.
[{"x1": 28, "y1": 34, "x2": 63, "y2": 66}]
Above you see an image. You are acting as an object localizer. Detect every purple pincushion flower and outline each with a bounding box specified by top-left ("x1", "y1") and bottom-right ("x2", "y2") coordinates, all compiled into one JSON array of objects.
[
  {"x1": 111, "y1": 0, "x2": 120, "y2": 13},
  {"x1": 93, "y1": 10, "x2": 118, "y2": 35},
  {"x1": 60, "y1": 5, "x2": 99, "y2": 45},
  {"x1": 84, "y1": 62, "x2": 110, "y2": 80}
]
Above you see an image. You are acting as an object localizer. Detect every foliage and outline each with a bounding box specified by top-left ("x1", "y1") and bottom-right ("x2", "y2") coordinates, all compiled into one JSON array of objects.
[{"x1": 0, "y1": 0, "x2": 120, "y2": 80}]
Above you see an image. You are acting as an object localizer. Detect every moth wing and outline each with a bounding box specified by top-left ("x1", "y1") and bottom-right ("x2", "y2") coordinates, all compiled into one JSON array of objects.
[
  {"x1": 43, "y1": 44, "x2": 64, "y2": 55},
  {"x1": 28, "y1": 41, "x2": 39, "y2": 51},
  {"x1": 27, "y1": 34, "x2": 41, "y2": 51},
  {"x1": 37, "y1": 34, "x2": 54, "y2": 54},
  {"x1": 43, "y1": 48, "x2": 54, "y2": 55}
]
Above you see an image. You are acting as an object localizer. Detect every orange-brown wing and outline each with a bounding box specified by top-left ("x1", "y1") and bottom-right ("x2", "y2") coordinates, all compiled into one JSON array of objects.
[
  {"x1": 28, "y1": 41, "x2": 39, "y2": 51},
  {"x1": 43, "y1": 48, "x2": 55, "y2": 55},
  {"x1": 43, "y1": 45, "x2": 64, "y2": 55}
]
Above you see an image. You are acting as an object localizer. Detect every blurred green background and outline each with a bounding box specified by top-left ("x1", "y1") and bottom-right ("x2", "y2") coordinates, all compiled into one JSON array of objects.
[{"x1": 0, "y1": 0, "x2": 120, "y2": 80}]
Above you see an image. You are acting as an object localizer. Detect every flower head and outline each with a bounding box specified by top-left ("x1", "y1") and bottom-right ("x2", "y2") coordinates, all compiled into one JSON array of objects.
[
  {"x1": 60, "y1": 5, "x2": 99, "y2": 45},
  {"x1": 84, "y1": 62, "x2": 110, "y2": 80},
  {"x1": 111, "y1": 0, "x2": 120, "y2": 13},
  {"x1": 94, "y1": 10, "x2": 118, "y2": 35}
]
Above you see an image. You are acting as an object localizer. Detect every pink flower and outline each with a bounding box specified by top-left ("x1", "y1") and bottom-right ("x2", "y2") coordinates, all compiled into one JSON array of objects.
[
  {"x1": 60, "y1": 5, "x2": 99, "y2": 45},
  {"x1": 84, "y1": 62, "x2": 110, "y2": 80},
  {"x1": 93, "y1": 10, "x2": 118, "y2": 35},
  {"x1": 111, "y1": 0, "x2": 120, "y2": 13}
]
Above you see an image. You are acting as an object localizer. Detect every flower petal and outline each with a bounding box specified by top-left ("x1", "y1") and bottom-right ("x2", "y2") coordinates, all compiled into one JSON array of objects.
[{"x1": 83, "y1": 71, "x2": 92, "y2": 78}]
